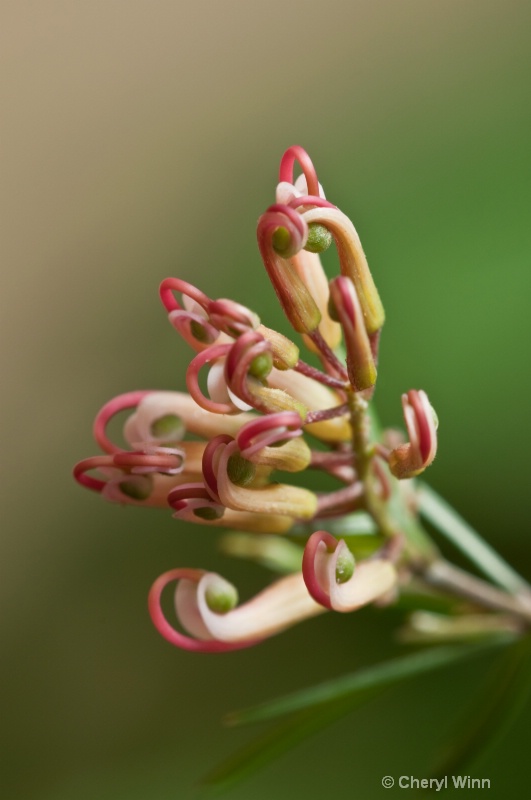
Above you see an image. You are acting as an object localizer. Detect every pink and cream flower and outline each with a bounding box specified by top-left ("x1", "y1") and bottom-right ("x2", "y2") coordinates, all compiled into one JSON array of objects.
[{"x1": 74, "y1": 145, "x2": 438, "y2": 651}]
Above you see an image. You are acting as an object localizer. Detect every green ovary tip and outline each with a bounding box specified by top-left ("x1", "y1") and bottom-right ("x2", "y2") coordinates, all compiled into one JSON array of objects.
[
  {"x1": 150, "y1": 413, "x2": 185, "y2": 441},
  {"x1": 205, "y1": 580, "x2": 239, "y2": 614},
  {"x1": 304, "y1": 223, "x2": 332, "y2": 254},
  {"x1": 335, "y1": 547, "x2": 356, "y2": 584}
]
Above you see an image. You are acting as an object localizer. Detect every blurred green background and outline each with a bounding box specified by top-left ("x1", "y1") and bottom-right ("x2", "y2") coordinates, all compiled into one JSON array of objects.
[{"x1": 2, "y1": 1, "x2": 531, "y2": 798}]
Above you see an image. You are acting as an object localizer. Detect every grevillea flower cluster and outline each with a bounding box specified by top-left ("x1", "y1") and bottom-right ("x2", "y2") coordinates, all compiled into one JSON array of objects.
[{"x1": 74, "y1": 146, "x2": 439, "y2": 653}]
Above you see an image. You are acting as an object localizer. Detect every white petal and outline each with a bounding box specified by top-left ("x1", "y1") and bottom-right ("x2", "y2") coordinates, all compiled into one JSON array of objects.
[
  {"x1": 195, "y1": 572, "x2": 324, "y2": 642},
  {"x1": 327, "y1": 543, "x2": 397, "y2": 612},
  {"x1": 294, "y1": 174, "x2": 326, "y2": 199}
]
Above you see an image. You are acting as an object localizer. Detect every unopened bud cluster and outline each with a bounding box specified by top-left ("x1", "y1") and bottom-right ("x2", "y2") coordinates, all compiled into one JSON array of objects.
[{"x1": 74, "y1": 146, "x2": 438, "y2": 652}]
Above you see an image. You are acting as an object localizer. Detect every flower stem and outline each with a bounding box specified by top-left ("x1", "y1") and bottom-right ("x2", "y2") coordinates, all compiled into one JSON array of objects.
[{"x1": 420, "y1": 560, "x2": 531, "y2": 626}]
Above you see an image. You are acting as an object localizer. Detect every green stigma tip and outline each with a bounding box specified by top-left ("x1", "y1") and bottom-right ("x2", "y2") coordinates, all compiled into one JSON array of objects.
[
  {"x1": 249, "y1": 351, "x2": 273, "y2": 380},
  {"x1": 205, "y1": 581, "x2": 239, "y2": 614},
  {"x1": 150, "y1": 413, "x2": 185, "y2": 441},
  {"x1": 190, "y1": 319, "x2": 214, "y2": 343},
  {"x1": 304, "y1": 223, "x2": 332, "y2": 254},
  {"x1": 227, "y1": 453, "x2": 256, "y2": 487},
  {"x1": 272, "y1": 226, "x2": 291, "y2": 255},
  {"x1": 335, "y1": 547, "x2": 356, "y2": 584},
  {"x1": 119, "y1": 478, "x2": 152, "y2": 501},
  {"x1": 193, "y1": 506, "x2": 223, "y2": 521},
  {"x1": 327, "y1": 294, "x2": 340, "y2": 322}
]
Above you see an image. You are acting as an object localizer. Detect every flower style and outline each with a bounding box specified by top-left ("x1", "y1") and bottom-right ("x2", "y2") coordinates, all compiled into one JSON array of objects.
[{"x1": 74, "y1": 145, "x2": 439, "y2": 652}]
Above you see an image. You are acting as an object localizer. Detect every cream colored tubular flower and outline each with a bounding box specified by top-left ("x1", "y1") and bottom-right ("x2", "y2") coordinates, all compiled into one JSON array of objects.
[
  {"x1": 302, "y1": 205, "x2": 385, "y2": 336},
  {"x1": 388, "y1": 390, "x2": 438, "y2": 479},
  {"x1": 73, "y1": 450, "x2": 197, "y2": 508},
  {"x1": 302, "y1": 531, "x2": 397, "y2": 611},
  {"x1": 122, "y1": 390, "x2": 257, "y2": 444},
  {"x1": 275, "y1": 169, "x2": 341, "y2": 351},
  {"x1": 268, "y1": 367, "x2": 351, "y2": 444},
  {"x1": 148, "y1": 568, "x2": 325, "y2": 652},
  {"x1": 167, "y1": 482, "x2": 293, "y2": 533},
  {"x1": 328, "y1": 275, "x2": 377, "y2": 392},
  {"x1": 208, "y1": 437, "x2": 318, "y2": 521}
]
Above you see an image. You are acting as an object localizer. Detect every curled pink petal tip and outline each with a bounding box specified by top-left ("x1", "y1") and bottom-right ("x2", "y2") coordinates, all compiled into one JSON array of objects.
[{"x1": 148, "y1": 569, "x2": 257, "y2": 653}]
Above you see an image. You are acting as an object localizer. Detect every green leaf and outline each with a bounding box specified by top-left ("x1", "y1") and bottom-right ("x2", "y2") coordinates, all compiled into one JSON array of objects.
[
  {"x1": 227, "y1": 637, "x2": 513, "y2": 726},
  {"x1": 203, "y1": 638, "x2": 513, "y2": 792},
  {"x1": 417, "y1": 483, "x2": 530, "y2": 594},
  {"x1": 431, "y1": 635, "x2": 531, "y2": 779}
]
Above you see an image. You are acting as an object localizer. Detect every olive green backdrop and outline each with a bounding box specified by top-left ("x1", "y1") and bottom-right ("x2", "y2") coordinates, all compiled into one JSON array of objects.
[{"x1": 2, "y1": 1, "x2": 530, "y2": 798}]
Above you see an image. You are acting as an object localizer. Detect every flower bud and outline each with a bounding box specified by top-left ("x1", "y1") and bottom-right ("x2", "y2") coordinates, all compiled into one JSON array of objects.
[
  {"x1": 122, "y1": 391, "x2": 256, "y2": 445},
  {"x1": 207, "y1": 298, "x2": 260, "y2": 337},
  {"x1": 236, "y1": 414, "x2": 310, "y2": 472},
  {"x1": 257, "y1": 204, "x2": 322, "y2": 334},
  {"x1": 389, "y1": 390, "x2": 438, "y2": 479},
  {"x1": 148, "y1": 568, "x2": 324, "y2": 652},
  {"x1": 204, "y1": 577, "x2": 239, "y2": 614},
  {"x1": 303, "y1": 531, "x2": 397, "y2": 611},
  {"x1": 216, "y1": 440, "x2": 318, "y2": 520},
  {"x1": 258, "y1": 325, "x2": 300, "y2": 370},
  {"x1": 305, "y1": 223, "x2": 332, "y2": 254},
  {"x1": 329, "y1": 276, "x2": 377, "y2": 391},
  {"x1": 302, "y1": 206, "x2": 385, "y2": 334}
]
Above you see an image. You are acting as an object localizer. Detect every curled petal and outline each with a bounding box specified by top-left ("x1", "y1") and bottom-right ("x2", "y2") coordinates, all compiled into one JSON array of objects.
[
  {"x1": 159, "y1": 277, "x2": 211, "y2": 316},
  {"x1": 237, "y1": 412, "x2": 303, "y2": 456},
  {"x1": 276, "y1": 184, "x2": 330, "y2": 209},
  {"x1": 257, "y1": 204, "x2": 322, "y2": 334},
  {"x1": 329, "y1": 275, "x2": 377, "y2": 391},
  {"x1": 302, "y1": 530, "x2": 338, "y2": 609},
  {"x1": 148, "y1": 569, "x2": 256, "y2": 652},
  {"x1": 168, "y1": 308, "x2": 220, "y2": 351},
  {"x1": 112, "y1": 448, "x2": 184, "y2": 476},
  {"x1": 168, "y1": 482, "x2": 225, "y2": 521},
  {"x1": 123, "y1": 391, "x2": 256, "y2": 446},
  {"x1": 236, "y1": 413, "x2": 310, "y2": 472},
  {"x1": 302, "y1": 206, "x2": 385, "y2": 334},
  {"x1": 216, "y1": 440, "x2": 317, "y2": 520},
  {"x1": 168, "y1": 480, "x2": 293, "y2": 532},
  {"x1": 207, "y1": 361, "x2": 253, "y2": 412},
  {"x1": 148, "y1": 568, "x2": 324, "y2": 652},
  {"x1": 224, "y1": 330, "x2": 273, "y2": 409},
  {"x1": 287, "y1": 192, "x2": 333, "y2": 210},
  {"x1": 224, "y1": 332, "x2": 307, "y2": 416},
  {"x1": 389, "y1": 390, "x2": 438, "y2": 479},
  {"x1": 186, "y1": 344, "x2": 238, "y2": 414},
  {"x1": 74, "y1": 456, "x2": 199, "y2": 505},
  {"x1": 93, "y1": 390, "x2": 153, "y2": 454},
  {"x1": 303, "y1": 531, "x2": 397, "y2": 611},
  {"x1": 207, "y1": 298, "x2": 260, "y2": 337},
  {"x1": 201, "y1": 434, "x2": 234, "y2": 502},
  {"x1": 268, "y1": 368, "x2": 351, "y2": 443},
  {"x1": 73, "y1": 455, "x2": 115, "y2": 492}
]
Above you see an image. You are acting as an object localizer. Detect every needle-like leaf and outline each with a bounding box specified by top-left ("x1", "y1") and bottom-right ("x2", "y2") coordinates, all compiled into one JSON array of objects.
[
  {"x1": 418, "y1": 483, "x2": 530, "y2": 594},
  {"x1": 227, "y1": 637, "x2": 513, "y2": 726},
  {"x1": 202, "y1": 638, "x2": 513, "y2": 792},
  {"x1": 430, "y1": 635, "x2": 531, "y2": 779}
]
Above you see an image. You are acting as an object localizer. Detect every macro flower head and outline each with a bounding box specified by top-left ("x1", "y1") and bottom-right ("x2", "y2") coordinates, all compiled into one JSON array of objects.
[{"x1": 74, "y1": 146, "x2": 439, "y2": 652}]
